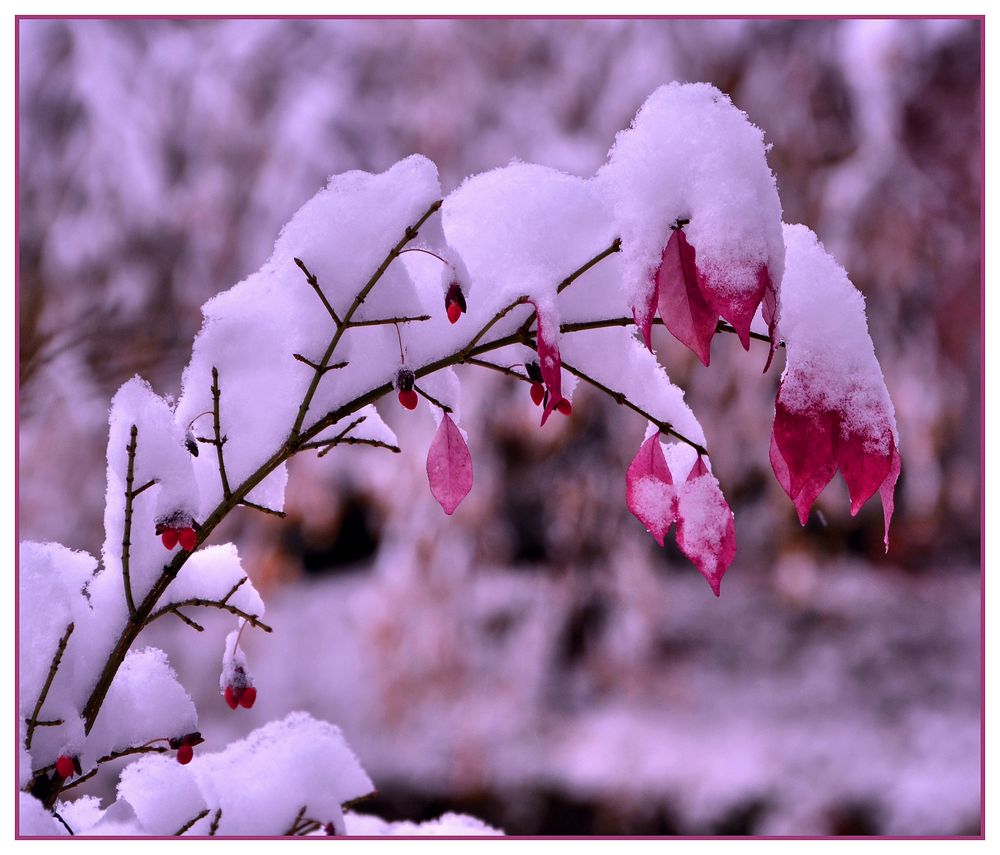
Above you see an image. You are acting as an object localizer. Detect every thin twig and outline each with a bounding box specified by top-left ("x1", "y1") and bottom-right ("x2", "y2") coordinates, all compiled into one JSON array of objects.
[
  {"x1": 211, "y1": 367, "x2": 232, "y2": 500},
  {"x1": 174, "y1": 809, "x2": 211, "y2": 836},
  {"x1": 60, "y1": 744, "x2": 173, "y2": 794},
  {"x1": 558, "y1": 315, "x2": 781, "y2": 347},
  {"x1": 145, "y1": 599, "x2": 272, "y2": 633},
  {"x1": 168, "y1": 609, "x2": 205, "y2": 632},
  {"x1": 413, "y1": 384, "x2": 453, "y2": 413},
  {"x1": 464, "y1": 358, "x2": 531, "y2": 383},
  {"x1": 559, "y1": 358, "x2": 708, "y2": 456},
  {"x1": 132, "y1": 478, "x2": 157, "y2": 497},
  {"x1": 284, "y1": 806, "x2": 308, "y2": 836},
  {"x1": 347, "y1": 315, "x2": 431, "y2": 327},
  {"x1": 122, "y1": 425, "x2": 139, "y2": 619},
  {"x1": 30, "y1": 719, "x2": 63, "y2": 727},
  {"x1": 209, "y1": 809, "x2": 222, "y2": 836},
  {"x1": 57, "y1": 766, "x2": 98, "y2": 793},
  {"x1": 294, "y1": 257, "x2": 342, "y2": 328},
  {"x1": 317, "y1": 437, "x2": 401, "y2": 457},
  {"x1": 220, "y1": 577, "x2": 247, "y2": 605},
  {"x1": 463, "y1": 296, "x2": 530, "y2": 355},
  {"x1": 239, "y1": 499, "x2": 287, "y2": 518},
  {"x1": 25, "y1": 623, "x2": 74, "y2": 750},
  {"x1": 51, "y1": 809, "x2": 74, "y2": 835},
  {"x1": 293, "y1": 353, "x2": 348, "y2": 373}
]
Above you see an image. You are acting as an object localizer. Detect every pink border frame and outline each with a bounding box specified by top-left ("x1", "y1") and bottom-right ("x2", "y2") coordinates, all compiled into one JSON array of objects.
[{"x1": 13, "y1": 13, "x2": 986, "y2": 841}]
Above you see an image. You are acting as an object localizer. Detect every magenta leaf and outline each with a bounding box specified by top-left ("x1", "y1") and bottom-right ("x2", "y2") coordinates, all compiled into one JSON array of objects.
[
  {"x1": 625, "y1": 434, "x2": 676, "y2": 546},
  {"x1": 699, "y1": 264, "x2": 768, "y2": 353},
  {"x1": 771, "y1": 393, "x2": 838, "y2": 525},
  {"x1": 655, "y1": 228, "x2": 718, "y2": 366},
  {"x1": 836, "y1": 421, "x2": 894, "y2": 517},
  {"x1": 675, "y1": 456, "x2": 735, "y2": 597},
  {"x1": 533, "y1": 304, "x2": 565, "y2": 425},
  {"x1": 426, "y1": 413, "x2": 473, "y2": 515}
]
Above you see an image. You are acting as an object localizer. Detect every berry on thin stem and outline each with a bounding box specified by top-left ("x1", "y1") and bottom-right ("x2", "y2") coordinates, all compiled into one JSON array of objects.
[
  {"x1": 161, "y1": 528, "x2": 179, "y2": 550},
  {"x1": 398, "y1": 390, "x2": 418, "y2": 410},
  {"x1": 238, "y1": 686, "x2": 257, "y2": 709},
  {"x1": 530, "y1": 383, "x2": 545, "y2": 407},
  {"x1": 55, "y1": 755, "x2": 74, "y2": 779},
  {"x1": 556, "y1": 399, "x2": 573, "y2": 416},
  {"x1": 176, "y1": 744, "x2": 193, "y2": 765}
]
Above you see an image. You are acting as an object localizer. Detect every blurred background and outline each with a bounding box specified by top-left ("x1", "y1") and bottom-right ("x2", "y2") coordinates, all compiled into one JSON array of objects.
[{"x1": 18, "y1": 18, "x2": 981, "y2": 835}]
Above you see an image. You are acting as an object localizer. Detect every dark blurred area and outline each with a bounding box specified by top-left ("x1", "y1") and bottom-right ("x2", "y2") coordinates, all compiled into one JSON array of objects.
[{"x1": 18, "y1": 18, "x2": 981, "y2": 835}]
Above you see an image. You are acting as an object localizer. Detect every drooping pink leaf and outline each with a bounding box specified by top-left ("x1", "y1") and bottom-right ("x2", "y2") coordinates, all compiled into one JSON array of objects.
[
  {"x1": 655, "y1": 228, "x2": 718, "y2": 366},
  {"x1": 675, "y1": 456, "x2": 735, "y2": 597},
  {"x1": 699, "y1": 264, "x2": 768, "y2": 353},
  {"x1": 836, "y1": 421, "x2": 894, "y2": 517},
  {"x1": 426, "y1": 413, "x2": 473, "y2": 515},
  {"x1": 879, "y1": 439, "x2": 901, "y2": 553},
  {"x1": 771, "y1": 392, "x2": 838, "y2": 525},
  {"x1": 625, "y1": 434, "x2": 676, "y2": 546},
  {"x1": 632, "y1": 275, "x2": 659, "y2": 351},
  {"x1": 533, "y1": 304, "x2": 565, "y2": 426}
]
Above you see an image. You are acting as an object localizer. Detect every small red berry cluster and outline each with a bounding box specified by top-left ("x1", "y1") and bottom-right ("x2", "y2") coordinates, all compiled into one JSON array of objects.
[
  {"x1": 55, "y1": 754, "x2": 81, "y2": 780},
  {"x1": 155, "y1": 516, "x2": 198, "y2": 551},
  {"x1": 223, "y1": 665, "x2": 257, "y2": 710},
  {"x1": 169, "y1": 731, "x2": 204, "y2": 765},
  {"x1": 445, "y1": 281, "x2": 467, "y2": 325},
  {"x1": 525, "y1": 362, "x2": 572, "y2": 416},
  {"x1": 396, "y1": 368, "x2": 418, "y2": 411}
]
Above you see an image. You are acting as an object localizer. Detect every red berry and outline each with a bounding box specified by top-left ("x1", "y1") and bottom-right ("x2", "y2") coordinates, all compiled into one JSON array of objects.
[
  {"x1": 224, "y1": 686, "x2": 240, "y2": 709},
  {"x1": 398, "y1": 390, "x2": 418, "y2": 410},
  {"x1": 161, "y1": 528, "x2": 179, "y2": 550},
  {"x1": 176, "y1": 744, "x2": 194, "y2": 765},
  {"x1": 446, "y1": 300, "x2": 463, "y2": 324},
  {"x1": 556, "y1": 399, "x2": 573, "y2": 416},
  {"x1": 530, "y1": 383, "x2": 545, "y2": 407},
  {"x1": 55, "y1": 755, "x2": 74, "y2": 778},
  {"x1": 177, "y1": 527, "x2": 197, "y2": 551},
  {"x1": 238, "y1": 686, "x2": 257, "y2": 709}
]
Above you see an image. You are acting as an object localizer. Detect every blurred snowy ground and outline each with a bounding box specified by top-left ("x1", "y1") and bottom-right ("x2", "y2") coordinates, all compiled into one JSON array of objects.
[{"x1": 18, "y1": 18, "x2": 981, "y2": 835}]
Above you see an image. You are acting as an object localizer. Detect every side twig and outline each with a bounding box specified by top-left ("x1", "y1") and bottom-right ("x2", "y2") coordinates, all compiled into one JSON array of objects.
[
  {"x1": 413, "y1": 384, "x2": 453, "y2": 413},
  {"x1": 145, "y1": 598, "x2": 271, "y2": 633},
  {"x1": 25, "y1": 623, "x2": 74, "y2": 750},
  {"x1": 210, "y1": 367, "x2": 232, "y2": 500},
  {"x1": 209, "y1": 809, "x2": 223, "y2": 836},
  {"x1": 239, "y1": 499, "x2": 287, "y2": 518},
  {"x1": 174, "y1": 809, "x2": 211, "y2": 836},
  {"x1": 294, "y1": 257, "x2": 342, "y2": 328}
]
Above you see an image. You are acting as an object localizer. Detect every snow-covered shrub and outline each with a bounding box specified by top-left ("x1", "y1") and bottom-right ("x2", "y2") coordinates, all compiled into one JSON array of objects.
[{"x1": 18, "y1": 83, "x2": 899, "y2": 836}]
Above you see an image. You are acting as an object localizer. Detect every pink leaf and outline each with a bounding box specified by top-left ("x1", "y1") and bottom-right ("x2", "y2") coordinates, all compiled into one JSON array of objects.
[
  {"x1": 655, "y1": 229, "x2": 717, "y2": 366},
  {"x1": 771, "y1": 393, "x2": 838, "y2": 525},
  {"x1": 699, "y1": 264, "x2": 768, "y2": 353},
  {"x1": 533, "y1": 304, "x2": 565, "y2": 425},
  {"x1": 836, "y1": 421, "x2": 894, "y2": 517},
  {"x1": 625, "y1": 434, "x2": 676, "y2": 546},
  {"x1": 880, "y1": 439, "x2": 901, "y2": 553},
  {"x1": 675, "y1": 456, "x2": 735, "y2": 597},
  {"x1": 632, "y1": 275, "x2": 659, "y2": 351},
  {"x1": 426, "y1": 413, "x2": 473, "y2": 515}
]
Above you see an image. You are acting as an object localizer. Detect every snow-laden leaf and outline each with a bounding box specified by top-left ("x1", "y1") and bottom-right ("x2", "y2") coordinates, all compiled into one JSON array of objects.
[
  {"x1": 674, "y1": 456, "x2": 736, "y2": 597},
  {"x1": 626, "y1": 434, "x2": 676, "y2": 546},
  {"x1": 655, "y1": 228, "x2": 718, "y2": 366},
  {"x1": 426, "y1": 413, "x2": 473, "y2": 515},
  {"x1": 770, "y1": 224, "x2": 900, "y2": 543}
]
